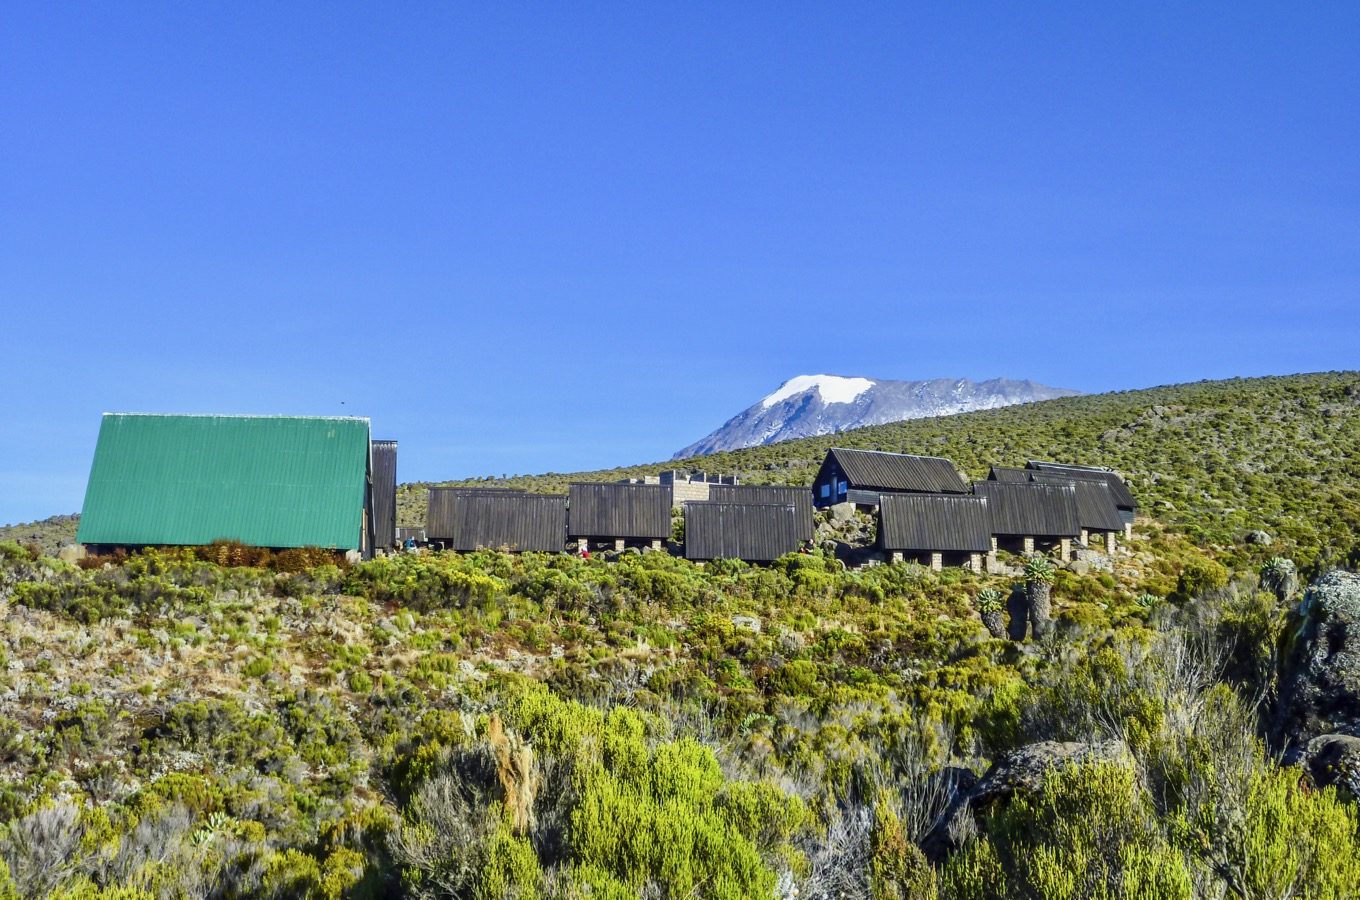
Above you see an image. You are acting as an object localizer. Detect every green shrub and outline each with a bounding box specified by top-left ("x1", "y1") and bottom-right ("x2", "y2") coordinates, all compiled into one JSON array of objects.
[
  {"x1": 261, "y1": 848, "x2": 323, "y2": 897},
  {"x1": 508, "y1": 685, "x2": 801, "y2": 897},
  {"x1": 772, "y1": 659, "x2": 819, "y2": 696},
  {"x1": 945, "y1": 761, "x2": 1192, "y2": 899},
  {"x1": 344, "y1": 553, "x2": 503, "y2": 610},
  {"x1": 1174, "y1": 558, "x2": 1229, "y2": 600},
  {"x1": 1231, "y1": 766, "x2": 1360, "y2": 896},
  {"x1": 143, "y1": 698, "x2": 288, "y2": 771},
  {"x1": 242, "y1": 656, "x2": 274, "y2": 679},
  {"x1": 319, "y1": 847, "x2": 365, "y2": 900},
  {"x1": 565, "y1": 864, "x2": 639, "y2": 900},
  {"x1": 871, "y1": 797, "x2": 935, "y2": 899},
  {"x1": 476, "y1": 825, "x2": 541, "y2": 899},
  {"x1": 45, "y1": 882, "x2": 153, "y2": 900},
  {"x1": 570, "y1": 768, "x2": 775, "y2": 898},
  {"x1": 272, "y1": 546, "x2": 346, "y2": 573}
]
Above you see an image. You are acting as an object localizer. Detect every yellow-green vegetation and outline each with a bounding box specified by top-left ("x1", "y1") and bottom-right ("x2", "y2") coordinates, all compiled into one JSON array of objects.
[{"x1": 0, "y1": 372, "x2": 1358, "y2": 897}]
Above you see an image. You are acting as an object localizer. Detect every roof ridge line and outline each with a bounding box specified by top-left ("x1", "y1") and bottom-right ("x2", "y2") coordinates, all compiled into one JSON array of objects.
[
  {"x1": 102, "y1": 412, "x2": 371, "y2": 423},
  {"x1": 830, "y1": 447, "x2": 956, "y2": 463}
]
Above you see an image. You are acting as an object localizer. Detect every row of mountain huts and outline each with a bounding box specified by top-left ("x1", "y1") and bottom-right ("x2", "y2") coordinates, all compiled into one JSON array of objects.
[
  {"x1": 72, "y1": 414, "x2": 1137, "y2": 569},
  {"x1": 418, "y1": 449, "x2": 1135, "y2": 569},
  {"x1": 423, "y1": 482, "x2": 816, "y2": 562}
]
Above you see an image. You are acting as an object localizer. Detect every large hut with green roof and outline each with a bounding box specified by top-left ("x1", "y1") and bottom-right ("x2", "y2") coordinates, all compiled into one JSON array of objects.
[{"x1": 76, "y1": 413, "x2": 393, "y2": 558}]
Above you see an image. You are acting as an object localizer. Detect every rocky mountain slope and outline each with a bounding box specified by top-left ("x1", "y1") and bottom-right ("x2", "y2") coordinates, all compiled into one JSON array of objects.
[
  {"x1": 673, "y1": 374, "x2": 1080, "y2": 457},
  {"x1": 0, "y1": 514, "x2": 78, "y2": 556}
]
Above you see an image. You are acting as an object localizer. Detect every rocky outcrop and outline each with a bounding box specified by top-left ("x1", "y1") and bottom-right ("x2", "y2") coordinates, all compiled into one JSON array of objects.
[
  {"x1": 1289, "y1": 733, "x2": 1360, "y2": 801},
  {"x1": 1260, "y1": 557, "x2": 1299, "y2": 604},
  {"x1": 1274, "y1": 570, "x2": 1360, "y2": 749},
  {"x1": 814, "y1": 506, "x2": 880, "y2": 566},
  {"x1": 922, "y1": 739, "x2": 1129, "y2": 861}
]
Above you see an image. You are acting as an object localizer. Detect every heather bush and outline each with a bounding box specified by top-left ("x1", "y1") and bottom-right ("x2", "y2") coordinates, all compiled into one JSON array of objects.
[
  {"x1": 942, "y1": 761, "x2": 1192, "y2": 899},
  {"x1": 343, "y1": 553, "x2": 503, "y2": 610},
  {"x1": 1173, "y1": 558, "x2": 1229, "y2": 601},
  {"x1": 387, "y1": 684, "x2": 808, "y2": 898},
  {"x1": 0, "y1": 800, "x2": 84, "y2": 897}
]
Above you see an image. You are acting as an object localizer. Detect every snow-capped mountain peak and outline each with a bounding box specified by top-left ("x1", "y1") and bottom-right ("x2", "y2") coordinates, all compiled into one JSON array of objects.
[
  {"x1": 759, "y1": 374, "x2": 876, "y2": 409},
  {"x1": 674, "y1": 374, "x2": 1081, "y2": 459}
]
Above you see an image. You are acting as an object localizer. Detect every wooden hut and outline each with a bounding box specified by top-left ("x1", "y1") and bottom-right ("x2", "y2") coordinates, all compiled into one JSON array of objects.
[
  {"x1": 1028, "y1": 475, "x2": 1125, "y2": 551},
  {"x1": 971, "y1": 480, "x2": 1080, "y2": 559},
  {"x1": 879, "y1": 493, "x2": 993, "y2": 571},
  {"x1": 568, "y1": 483, "x2": 672, "y2": 550},
  {"x1": 812, "y1": 448, "x2": 969, "y2": 508},
  {"x1": 989, "y1": 464, "x2": 1126, "y2": 551},
  {"x1": 426, "y1": 488, "x2": 567, "y2": 552},
  {"x1": 371, "y1": 440, "x2": 398, "y2": 551},
  {"x1": 684, "y1": 502, "x2": 803, "y2": 562},
  {"x1": 1026, "y1": 461, "x2": 1138, "y2": 537},
  {"x1": 706, "y1": 484, "x2": 814, "y2": 540}
]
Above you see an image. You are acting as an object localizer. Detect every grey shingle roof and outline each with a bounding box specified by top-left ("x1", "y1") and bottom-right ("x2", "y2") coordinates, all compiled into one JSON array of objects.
[
  {"x1": 972, "y1": 480, "x2": 1080, "y2": 537},
  {"x1": 1039, "y1": 477, "x2": 1125, "y2": 532},
  {"x1": 1026, "y1": 461, "x2": 1138, "y2": 510},
  {"x1": 826, "y1": 448, "x2": 969, "y2": 494},
  {"x1": 987, "y1": 465, "x2": 1031, "y2": 483},
  {"x1": 879, "y1": 493, "x2": 992, "y2": 553},
  {"x1": 706, "y1": 484, "x2": 813, "y2": 540}
]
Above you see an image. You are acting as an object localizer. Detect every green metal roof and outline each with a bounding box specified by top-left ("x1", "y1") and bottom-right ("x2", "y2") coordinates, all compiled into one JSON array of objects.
[{"x1": 76, "y1": 414, "x2": 371, "y2": 550}]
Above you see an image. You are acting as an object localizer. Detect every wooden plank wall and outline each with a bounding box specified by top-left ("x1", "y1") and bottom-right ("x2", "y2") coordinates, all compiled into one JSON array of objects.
[
  {"x1": 427, "y1": 488, "x2": 567, "y2": 552},
  {"x1": 567, "y1": 483, "x2": 672, "y2": 540},
  {"x1": 684, "y1": 502, "x2": 803, "y2": 561}
]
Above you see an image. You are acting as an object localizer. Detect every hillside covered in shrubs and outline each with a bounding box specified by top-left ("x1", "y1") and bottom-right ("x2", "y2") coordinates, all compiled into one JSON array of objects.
[
  {"x1": 413, "y1": 371, "x2": 1360, "y2": 574},
  {"x1": 1, "y1": 370, "x2": 1359, "y2": 898}
]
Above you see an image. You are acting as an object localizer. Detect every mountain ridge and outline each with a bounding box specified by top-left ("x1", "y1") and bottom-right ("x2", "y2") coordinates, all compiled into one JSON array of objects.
[{"x1": 673, "y1": 374, "x2": 1082, "y2": 458}]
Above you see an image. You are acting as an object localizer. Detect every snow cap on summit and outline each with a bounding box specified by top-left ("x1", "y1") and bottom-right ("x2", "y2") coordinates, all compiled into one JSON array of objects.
[
  {"x1": 674, "y1": 374, "x2": 1082, "y2": 459},
  {"x1": 760, "y1": 375, "x2": 876, "y2": 409}
]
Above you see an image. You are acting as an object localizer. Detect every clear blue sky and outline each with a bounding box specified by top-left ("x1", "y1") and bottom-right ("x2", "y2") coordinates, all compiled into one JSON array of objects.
[{"x1": 2, "y1": 3, "x2": 1357, "y2": 525}]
